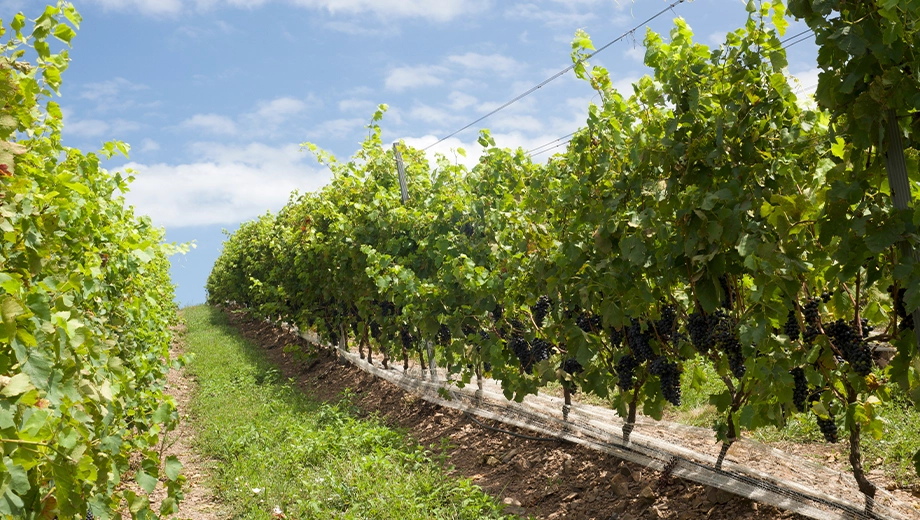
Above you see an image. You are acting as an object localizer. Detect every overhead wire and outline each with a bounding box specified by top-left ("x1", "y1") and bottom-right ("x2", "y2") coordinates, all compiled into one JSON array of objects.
[{"x1": 421, "y1": 0, "x2": 690, "y2": 152}]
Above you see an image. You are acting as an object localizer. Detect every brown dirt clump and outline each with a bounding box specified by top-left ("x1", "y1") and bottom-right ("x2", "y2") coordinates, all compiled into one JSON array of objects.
[{"x1": 222, "y1": 307, "x2": 808, "y2": 520}]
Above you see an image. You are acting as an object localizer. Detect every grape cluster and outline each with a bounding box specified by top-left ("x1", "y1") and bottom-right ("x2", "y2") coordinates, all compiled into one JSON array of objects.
[
  {"x1": 626, "y1": 318, "x2": 655, "y2": 362},
  {"x1": 509, "y1": 318, "x2": 525, "y2": 334},
  {"x1": 824, "y1": 319, "x2": 873, "y2": 376},
  {"x1": 712, "y1": 310, "x2": 745, "y2": 379},
  {"x1": 687, "y1": 312, "x2": 714, "y2": 353},
  {"x1": 531, "y1": 295, "x2": 552, "y2": 328},
  {"x1": 436, "y1": 324, "x2": 452, "y2": 346},
  {"x1": 608, "y1": 327, "x2": 623, "y2": 348},
  {"x1": 399, "y1": 326, "x2": 415, "y2": 349},
  {"x1": 816, "y1": 415, "x2": 838, "y2": 443},
  {"x1": 791, "y1": 367, "x2": 808, "y2": 412},
  {"x1": 821, "y1": 291, "x2": 833, "y2": 303},
  {"x1": 492, "y1": 304, "x2": 504, "y2": 322},
  {"x1": 86, "y1": 511, "x2": 94, "y2": 520},
  {"x1": 719, "y1": 275, "x2": 736, "y2": 310},
  {"x1": 859, "y1": 318, "x2": 873, "y2": 338},
  {"x1": 511, "y1": 337, "x2": 554, "y2": 373},
  {"x1": 650, "y1": 357, "x2": 682, "y2": 406},
  {"x1": 377, "y1": 300, "x2": 397, "y2": 317},
  {"x1": 615, "y1": 354, "x2": 639, "y2": 390},
  {"x1": 654, "y1": 304, "x2": 678, "y2": 340},
  {"x1": 803, "y1": 298, "x2": 820, "y2": 326},
  {"x1": 576, "y1": 311, "x2": 602, "y2": 333},
  {"x1": 783, "y1": 310, "x2": 800, "y2": 341},
  {"x1": 460, "y1": 221, "x2": 475, "y2": 238},
  {"x1": 802, "y1": 325, "x2": 820, "y2": 345},
  {"x1": 531, "y1": 338, "x2": 554, "y2": 362},
  {"x1": 562, "y1": 358, "x2": 584, "y2": 375}
]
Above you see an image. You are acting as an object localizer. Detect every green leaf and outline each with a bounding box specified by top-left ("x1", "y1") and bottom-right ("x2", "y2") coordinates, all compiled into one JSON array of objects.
[
  {"x1": 164, "y1": 456, "x2": 182, "y2": 481},
  {"x1": 0, "y1": 373, "x2": 34, "y2": 397},
  {"x1": 136, "y1": 470, "x2": 158, "y2": 493},
  {"x1": 53, "y1": 23, "x2": 76, "y2": 44}
]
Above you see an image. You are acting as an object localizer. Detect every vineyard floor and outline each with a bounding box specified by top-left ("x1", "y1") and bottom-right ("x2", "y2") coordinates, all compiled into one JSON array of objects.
[{"x1": 219, "y1": 306, "x2": 813, "y2": 520}]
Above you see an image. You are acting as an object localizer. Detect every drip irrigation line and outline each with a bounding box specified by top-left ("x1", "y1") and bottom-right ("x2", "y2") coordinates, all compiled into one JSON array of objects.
[{"x1": 422, "y1": 0, "x2": 689, "y2": 152}]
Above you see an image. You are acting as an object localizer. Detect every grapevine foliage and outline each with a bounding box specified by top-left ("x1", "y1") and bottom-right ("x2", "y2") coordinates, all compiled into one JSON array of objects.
[
  {"x1": 1, "y1": 5, "x2": 184, "y2": 518},
  {"x1": 207, "y1": 0, "x2": 920, "y2": 491}
]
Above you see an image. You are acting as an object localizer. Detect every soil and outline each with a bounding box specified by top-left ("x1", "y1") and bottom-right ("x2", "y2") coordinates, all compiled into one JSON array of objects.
[
  {"x1": 146, "y1": 323, "x2": 227, "y2": 519},
  {"x1": 218, "y1": 307, "x2": 813, "y2": 520}
]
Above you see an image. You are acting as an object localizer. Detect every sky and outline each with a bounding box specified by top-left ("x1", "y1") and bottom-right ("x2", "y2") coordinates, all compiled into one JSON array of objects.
[{"x1": 4, "y1": 0, "x2": 820, "y2": 306}]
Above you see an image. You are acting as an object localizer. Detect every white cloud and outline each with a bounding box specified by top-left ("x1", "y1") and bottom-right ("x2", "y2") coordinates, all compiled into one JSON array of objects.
[
  {"x1": 67, "y1": 119, "x2": 110, "y2": 138},
  {"x1": 385, "y1": 65, "x2": 448, "y2": 91},
  {"x1": 505, "y1": 3, "x2": 596, "y2": 28},
  {"x1": 80, "y1": 77, "x2": 148, "y2": 102},
  {"x1": 180, "y1": 114, "x2": 238, "y2": 135},
  {"x1": 244, "y1": 96, "x2": 312, "y2": 129},
  {"x1": 338, "y1": 98, "x2": 376, "y2": 113},
  {"x1": 85, "y1": 0, "x2": 489, "y2": 20},
  {"x1": 788, "y1": 67, "x2": 820, "y2": 94},
  {"x1": 624, "y1": 45, "x2": 645, "y2": 62},
  {"x1": 305, "y1": 117, "x2": 366, "y2": 138},
  {"x1": 122, "y1": 142, "x2": 330, "y2": 227},
  {"x1": 447, "y1": 91, "x2": 478, "y2": 111},
  {"x1": 446, "y1": 53, "x2": 522, "y2": 75},
  {"x1": 408, "y1": 104, "x2": 462, "y2": 125},
  {"x1": 85, "y1": 0, "x2": 183, "y2": 16},
  {"x1": 139, "y1": 138, "x2": 161, "y2": 152}
]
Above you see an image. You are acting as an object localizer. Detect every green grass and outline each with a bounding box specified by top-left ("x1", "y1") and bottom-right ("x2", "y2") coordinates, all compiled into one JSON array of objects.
[{"x1": 180, "y1": 305, "x2": 513, "y2": 520}]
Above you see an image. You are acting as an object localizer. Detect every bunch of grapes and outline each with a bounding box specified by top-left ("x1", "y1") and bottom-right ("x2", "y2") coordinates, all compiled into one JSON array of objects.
[
  {"x1": 608, "y1": 326, "x2": 623, "y2": 348},
  {"x1": 712, "y1": 310, "x2": 745, "y2": 379},
  {"x1": 783, "y1": 310, "x2": 800, "y2": 341},
  {"x1": 460, "y1": 221, "x2": 475, "y2": 238},
  {"x1": 687, "y1": 312, "x2": 714, "y2": 353},
  {"x1": 531, "y1": 295, "x2": 552, "y2": 328},
  {"x1": 654, "y1": 304, "x2": 678, "y2": 340},
  {"x1": 377, "y1": 300, "x2": 397, "y2": 317},
  {"x1": 803, "y1": 325, "x2": 820, "y2": 345},
  {"x1": 821, "y1": 291, "x2": 833, "y2": 303},
  {"x1": 791, "y1": 367, "x2": 808, "y2": 412},
  {"x1": 509, "y1": 317, "x2": 525, "y2": 334},
  {"x1": 399, "y1": 326, "x2": 415, "y2": 349},
  {"x1": 803, "y1": 298, "x2": 820, "y2": 326},
  {"x1": 626, "y1": 318, "x2": 655, "y2": 362},
  {"x1": 461, "y1": 324, "x2": 475, "y2": 337},
  {"x1": 816, "y1": 415, "x2": 838, "y2": 443},
  {"x1": 859, "y1": 318, "x2": 873, "y2": 338},
  {"x1": 824, "y1": 319, "x2": 873, "y2": 376},
  {"x1": 531, "y1": 338, "x2": 554, "y2": 363},
  {"x1": 370, "y1": 321, "x2": 381, "y2": 340},
  {"x1": 562, "y1": 358, "x2": 584, "y2": 374},
  {"x1": 436, "y1": 324, "x2": 452, "y2": 346},
  {"x1": 576, "y1": 311, "x2": 602, "y2": 334},
  {"x1": 650, "y1": 357, "x2": 682, "y2": 406},
  {"x1": 615, "y1": 354, "x2": 639, "y2": 390}
]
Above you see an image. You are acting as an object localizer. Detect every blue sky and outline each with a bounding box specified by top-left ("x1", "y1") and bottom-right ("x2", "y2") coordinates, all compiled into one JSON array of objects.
[{"x1": 7, "y1": 0, "x2": 819, "y2": 306}]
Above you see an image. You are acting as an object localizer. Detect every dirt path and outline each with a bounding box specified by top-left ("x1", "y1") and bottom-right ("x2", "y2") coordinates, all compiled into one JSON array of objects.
[
  {"x1": 222, "y1": 307, "x2": 810, "y2": 520},
  {"x1": 147, "y1": 323, "x2": 224, "y2": 520}
]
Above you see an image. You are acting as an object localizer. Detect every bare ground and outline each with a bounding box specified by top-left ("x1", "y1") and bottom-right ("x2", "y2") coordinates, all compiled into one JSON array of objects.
[{"x1": 218, "y1": 307, "x2": 812, "y2": 520}]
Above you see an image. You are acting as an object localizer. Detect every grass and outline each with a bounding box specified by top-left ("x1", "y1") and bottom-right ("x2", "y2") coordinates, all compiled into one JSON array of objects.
[{"x1": 180, "y1": 305, "x2": 514, "y2": 520}]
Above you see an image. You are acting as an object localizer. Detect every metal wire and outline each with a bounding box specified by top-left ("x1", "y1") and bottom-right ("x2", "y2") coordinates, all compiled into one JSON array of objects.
[{"x1": 422, "y1": 0, "x2": 689, "y2": 152}]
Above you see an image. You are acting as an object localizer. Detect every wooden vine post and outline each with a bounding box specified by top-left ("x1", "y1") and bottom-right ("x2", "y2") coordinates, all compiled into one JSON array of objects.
[{"x1": 393, "y1": 143, "x2": 438, "y2": 381}]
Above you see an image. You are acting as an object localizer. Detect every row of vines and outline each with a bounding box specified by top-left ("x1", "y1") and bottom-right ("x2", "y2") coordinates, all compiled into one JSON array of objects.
[
  {"x1": 1, "y1": 4, "x2": 184, "y2": 519},
  {"x1": 207, "y1": 0, "x2": 920, "y2": 509}
]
